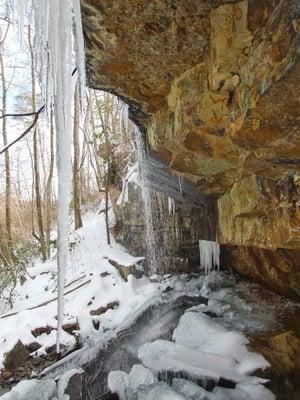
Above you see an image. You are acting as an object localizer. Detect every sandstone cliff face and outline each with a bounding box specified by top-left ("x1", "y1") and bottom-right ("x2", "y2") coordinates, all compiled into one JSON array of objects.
[{"x1": 81, "y1": 0, "x2": 300, "y2": 296}]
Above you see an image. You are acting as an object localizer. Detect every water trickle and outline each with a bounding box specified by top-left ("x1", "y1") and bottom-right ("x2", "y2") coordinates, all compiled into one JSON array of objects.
[
  {"x1": 198, "y1": 240, "x2": 220, "y2": 274},
  {"x1": 178, "y1": 174, "x2": 183, "y2": 197},
  {"x1": 134, "y1": 126, "x2": 158, "y2": 275}
]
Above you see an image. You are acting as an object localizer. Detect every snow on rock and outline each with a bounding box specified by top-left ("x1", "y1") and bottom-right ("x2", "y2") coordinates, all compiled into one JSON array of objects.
[{"x1": 173, "y1": 311, "x2": 269, "y2": 375}]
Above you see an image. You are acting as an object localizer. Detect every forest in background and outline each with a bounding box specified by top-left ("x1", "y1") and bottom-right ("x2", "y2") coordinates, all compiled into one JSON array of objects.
[{"x1": 0, "y1": 5, "x2": 134, "y2": 307}]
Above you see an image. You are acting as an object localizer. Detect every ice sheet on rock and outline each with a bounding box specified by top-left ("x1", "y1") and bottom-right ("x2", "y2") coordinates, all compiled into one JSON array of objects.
[
  {"x1": 128, "y1": 364, "x2": 156, "y2": 391},
  {"x1": 57, "y1": 369, "x2": 82, "y2": 400},
  {"x1": 0, "y1": 379, "x2": 56, "y2": 400},
  {"x1": 136, "y1": 382, "x2": 186, "y2": 400},
  {"x1": 108, "y1": 364, "x2": 156, "y2": 399},
  {"x1": 198, "y1": 275, "x2": 277, "y2": 333},
  {"x1": 138, "y1": 339, "x2": 246, "y2": 383},
  {"x1": 234, "y1": 382, "x2": 275, "y2": 400},
  {"x1": 108, "y1": 371, "x2": 129, "y2": 399},
  {"x1": 0, "y1": 380, "x2": 38, "y2": 400},
  {"x1": 172, "y1": 378, "x2": 214, "y2": 400},
  {"x1": 173, "y1": 311, "x2": 269, "y2": 375},
  {"x1": 212, "y1": 382, "x2": 275, "y2": 400}
]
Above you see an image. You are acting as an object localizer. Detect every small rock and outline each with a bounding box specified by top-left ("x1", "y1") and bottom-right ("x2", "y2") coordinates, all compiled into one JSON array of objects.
[
  {"x1": 100, "y1": 271, "x2": 111, "y2": 277},
  {"x1": 31, "y1": 325, "x2": 53, "y2": 337},
  {"x1": 62, "y1": 322, "x2": 79, "y2": 335},
  {"x1": 108, "y1": 259, "x2": 141, "y2": 281},
  {"x1": 90, "y1": 301, "x2": 119, "y2": 316}
]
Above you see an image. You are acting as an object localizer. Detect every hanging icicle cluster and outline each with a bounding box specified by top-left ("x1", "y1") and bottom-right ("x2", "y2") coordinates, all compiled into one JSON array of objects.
[
  {"x1": 15, "y1": 0, "x2": 86, "y2": 353},
  {"x1": 199, "y1": 240, "x2": 220, "y2": 275},
  {"x1": 168, "y1": 197, "x2": 175, "y2": 215}
]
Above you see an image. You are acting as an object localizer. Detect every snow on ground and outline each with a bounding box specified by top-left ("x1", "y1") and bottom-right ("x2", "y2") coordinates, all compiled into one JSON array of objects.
[{"x1": 0, "y1": 210, "x2": 157, "y2": 369}]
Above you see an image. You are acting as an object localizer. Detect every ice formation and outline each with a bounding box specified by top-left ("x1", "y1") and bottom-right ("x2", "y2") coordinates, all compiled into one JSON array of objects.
[
  {"x1": 168, "y1": 197, "x2": 175, "y2": 215},
  {"x1": 15, "y1": 0, "x2": 87, "y2": 353},
  {"x1": 199, "y1": 240, "x2": 220, "y2": 274}
]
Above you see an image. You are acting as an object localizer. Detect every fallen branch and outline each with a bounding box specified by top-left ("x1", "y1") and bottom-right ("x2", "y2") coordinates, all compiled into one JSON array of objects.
[
  {"x1": 0, "y1": 105, "x2": 45, "y2": 155},
  {"x1": 1, "y1": 278, "x2": 90, "y2": 319}
]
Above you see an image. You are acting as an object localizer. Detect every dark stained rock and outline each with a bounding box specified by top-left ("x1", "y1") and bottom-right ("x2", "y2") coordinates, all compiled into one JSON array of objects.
[
  {"x1": 3, "y1": 341, "x2": 30, "y2": 371},
  {"x1": 31, "y1": 325, "x2": 53, "y2": 337},
  {"x1": 90, "y1": 301, "x2": 119, "y2": 316}
]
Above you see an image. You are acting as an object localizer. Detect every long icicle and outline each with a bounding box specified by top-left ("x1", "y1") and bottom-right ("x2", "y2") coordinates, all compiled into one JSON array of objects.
[
  {"x1": 16, "y1": 0, "x2": 85, "y2": 357},
  {"x1": 50, "y1": 0, "x2": 74, "y2": 354}
]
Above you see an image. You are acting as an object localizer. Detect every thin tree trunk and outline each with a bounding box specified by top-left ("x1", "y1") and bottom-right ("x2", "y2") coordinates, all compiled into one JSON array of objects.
[
  {"x1": 73, "y1": 82, "x2": 83, "y2": 230},
  {"x1": 45, "y1": 108, "x2": 55, "y2": 257},
  {"x1": 103, "y1": 93, "x2": 111, "y2": 245},
  {"x1": 28, "y1": 26, "x2": 46, "y2": 261},
  {"x1": 0, "y1": 46, "x2": 12, "y2": 254},
  {"x1": 104, "y1": 177, "x2": 111, "y2": 245}
]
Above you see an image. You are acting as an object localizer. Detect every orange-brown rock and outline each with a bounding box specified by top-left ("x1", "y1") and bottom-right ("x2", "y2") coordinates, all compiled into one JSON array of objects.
[
  {"x1": 249, "y1": 330, "x2": 300, "y2": 376},
  {"x1": 223, "y1": 246, "x2": 300, "y2": 298},
  {"x1": 81, "y1": 0, "x2": 300, "y2": 295}
]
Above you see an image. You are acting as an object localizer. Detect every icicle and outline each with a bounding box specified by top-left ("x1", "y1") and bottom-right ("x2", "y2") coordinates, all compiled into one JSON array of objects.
[
  {"x1": 73, "y1": 0, "x2": 86, "y2": 105},
  {"x1": 21, "y1": 0, "x2": 86, "y2": 359},
  {"x1": 14, "y1": 0, "x2": 27, "y2": 47},
  {"x1": 178, "y1": 174, "x2": 183, "y2": 197},
  {"x1": 168, "y1": 197, "x2": 175, "y2": 215},
  {"x1": 199, "y1": 240, "x2": 220, "y2": 274}
]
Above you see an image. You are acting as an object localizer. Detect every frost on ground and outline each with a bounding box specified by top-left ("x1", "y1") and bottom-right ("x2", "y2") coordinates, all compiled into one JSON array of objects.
[{"x1": 0, "y1": 210, "x2": 156, "y2": 370}]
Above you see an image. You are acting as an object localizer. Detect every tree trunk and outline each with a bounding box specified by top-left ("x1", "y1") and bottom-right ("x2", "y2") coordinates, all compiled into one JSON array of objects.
[
  {"x1": 28, "y1": 26, "x2": 46, "y2": 261},
  {"x1": 103, "y1": 93, "x2": 111, "y2": 245},
  {"x1": 0, "y1": 45, "x2": 12, "y2": 255},
  {"x1": 73, "y1": 82, "x2": 83, "y2": 230},
  {"x1": 45, "y1": 108, "x2": 55, "y2": 257}
]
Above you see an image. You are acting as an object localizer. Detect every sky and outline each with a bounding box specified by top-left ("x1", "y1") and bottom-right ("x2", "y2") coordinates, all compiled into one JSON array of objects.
[{"x1": 0, "y1": 4, "x2": 50, "y2": 198}]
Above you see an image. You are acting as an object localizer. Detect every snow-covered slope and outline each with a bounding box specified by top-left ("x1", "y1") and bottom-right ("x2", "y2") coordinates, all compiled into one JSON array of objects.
[{"x1": 0, "y1": 210, "x2": 156, "y2": 369}]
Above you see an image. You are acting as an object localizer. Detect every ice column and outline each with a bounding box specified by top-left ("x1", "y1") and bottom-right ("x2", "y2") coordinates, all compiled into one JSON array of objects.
[{"x1": 199, "y1": 240, "x2": 220, "y2": 274}]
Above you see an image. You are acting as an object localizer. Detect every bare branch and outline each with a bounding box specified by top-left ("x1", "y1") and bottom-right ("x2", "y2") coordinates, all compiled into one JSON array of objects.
[
  {"x1": 0, "y1": 106, "x2": 45, "y2": 119},
  {"x1": 0, "y1": 105, "x2": 45, "y2": 155}
]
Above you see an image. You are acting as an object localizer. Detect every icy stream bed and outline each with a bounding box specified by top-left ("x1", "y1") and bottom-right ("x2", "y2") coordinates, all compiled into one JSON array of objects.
[{"x1": 1, "y1": 271, "x2": 299, "y2": 400}]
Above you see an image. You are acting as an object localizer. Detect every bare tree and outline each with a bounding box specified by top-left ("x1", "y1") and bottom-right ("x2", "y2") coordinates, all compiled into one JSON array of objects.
[
  {"x1": 73, "y1": 81, "x2": 83, "y2": 230},
  {"x1": 0, "y1": 23, "x2": 13, "y2": 255},
  {"x1": 28, "y1": 26, "x2": 46, "y2": 261},
  {"x1": 45, "y1": 108, "x2": 55, "y2": 257}
]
